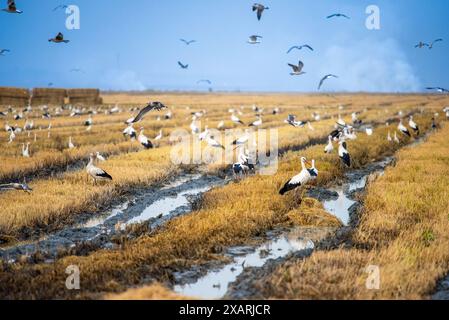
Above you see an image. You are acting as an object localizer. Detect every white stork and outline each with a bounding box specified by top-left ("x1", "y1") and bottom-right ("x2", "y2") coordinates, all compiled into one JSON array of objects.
[
  {"x1": 279, "y1": 157, "x2": 314, "y2": 195},
  {"x1": 338, "y1": 139, "x2": 351, "y2": 167},
  {"x1": 408, "y1": 116, "x2": 420, "y2": 135},
  {"x1": 398, "y1": 119, "x2": 411, "y2": 137},
  {"x1": 324, "y1": 136, "x2": 334, "y2": 154},
  {"x1": 138, "y1": 128, "x2": 154, "y2": 149},
  {"x1": 86, "y1": 153, "x2": 112, "y2": 185}
]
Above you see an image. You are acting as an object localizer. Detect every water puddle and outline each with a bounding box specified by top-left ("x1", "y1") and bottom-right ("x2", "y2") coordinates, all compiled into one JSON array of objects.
[
  {"x1": 125, "y1": 186, "x2": 211, "y2": 226},
  {"x1": 174, "y1": 228, "x2": 314, "y2": 299},
  {"x1": 0, "y1": 173, "x2": 226, "y2": 262},
  {"x1": 173, "y1": 158, "x2": 393, "y2": 299}
]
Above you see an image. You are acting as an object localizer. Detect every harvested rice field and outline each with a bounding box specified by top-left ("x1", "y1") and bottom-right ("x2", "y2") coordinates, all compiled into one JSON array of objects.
[{"x1": 1, "y1": 92, "x2": 449, "y2": 302}]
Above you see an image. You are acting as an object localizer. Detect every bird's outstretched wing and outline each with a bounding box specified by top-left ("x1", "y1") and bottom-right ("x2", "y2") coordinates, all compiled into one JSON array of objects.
[
  {"x1": 326, "y1": 14, "x2": 337, "y2": 19},
  {"x1": 257, "y1": 8, "x2": 263, "y2": 20},
  {"x1": 287, "y1": 46, "x2": 299, "y2": 54},
  {"x1": 302, "y1": 45, "x2": 314, "y2": 51},
  {"x1": 131, "y1": 102, "x2": 168, "y2": 123},
  {"x1": 178, "y1": 61, "x2": 187, "y2": 68},
  {"x1": 288, "y1": 64, "x2": 298, "y2": 72}
]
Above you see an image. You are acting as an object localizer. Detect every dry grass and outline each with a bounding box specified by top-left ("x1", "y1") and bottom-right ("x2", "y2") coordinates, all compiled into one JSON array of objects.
[
  {"x1": 0, "y1": 112, "x2": 433, "y2": 299},
  {"x1": 107, "y1": 283, "x2": 191, "y2": 300},
  {"x1": 246, "y1": 123, "x2": 449, "y2": 300},
  {"x1": 1, "y1": 94, "x2": 401, "y2": 240}
]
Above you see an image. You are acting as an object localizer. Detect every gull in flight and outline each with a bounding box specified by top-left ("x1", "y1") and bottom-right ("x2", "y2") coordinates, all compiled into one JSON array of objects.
[
  {"x1": 248, "y1": 35, "x2": 262, "y2": 44},
  {"x1": 252, "y1": 3, "x2": 269, "y2": 21},
  {"x1": 180, "y1": 39, "x2": 196, "y2": 45},
  {"x1": 0, "y1": 49, "x2": 10, "y2": 56},
  {"x1": 49, "y1": 32, "x2": 70, "y2": 43},
  {"x1": 429, "y1": 38, "x2": 443, "y2": 49},
  {"x1": 327, "y1": 13, "x2": 350, "y2": 19},
  {"x1": 178, "y1": 61, "x2": 189, "y2": 69},
  {"x1": 288, "y1": 61, "x2": 306, "y2": 76},
  {"x1": 125, "y1": 101, "x2": 167, "y2": 124},
  {"x1": 415, "y1": 41, "x2": 429, "y2": 49},
  {"x1": 197, "y1": 79, "x2": 212, "y2": 85},
  {"x1": 53, "y1": 4, "x2": 68, "y2": 11},
  {"x1": 318, "y1": 74, "x2": 338, "y2": 90},
  {"x1": 426, "y1": 87, "x2": 449, "y2": 93},
  {"x1": 2, "y1": 0, "x2": 22, "y2": 13},
  {"x1": 286, "y1": 45, "x2": 313, "y2": 54}
]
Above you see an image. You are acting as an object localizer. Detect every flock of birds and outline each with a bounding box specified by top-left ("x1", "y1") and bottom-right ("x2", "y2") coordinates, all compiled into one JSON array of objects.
[
  {"x1": 0, "y1": 1, "x2": 448, "y2": 198},
  {"x1": 2, "y1": 93, "x2": 446, "y2": 199},
  {"x1": 0, "y1": 1, "x2": 446, "y2": 93}
]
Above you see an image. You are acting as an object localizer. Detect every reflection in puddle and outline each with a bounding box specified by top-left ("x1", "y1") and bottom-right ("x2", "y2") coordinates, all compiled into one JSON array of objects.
[
  {"x1": 125, "y1": 186, "x2": 211, "y2": 226},
  {"x1": 80, "y1": 201, "x2": 129, "y2": 228},
  {"x1": 174, "y1": 229, "x2": 314, "y2": 299}
]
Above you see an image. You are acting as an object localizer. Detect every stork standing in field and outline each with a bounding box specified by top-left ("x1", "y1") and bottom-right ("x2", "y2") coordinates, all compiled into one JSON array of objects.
[
  {"x1": 86, "y1": 153, "x2": 112, "y2": 185},
  {"x1": 338, "y1": 138, "x2": 351, "y2": 167},
  {"x1": 308, "y1": 159, "x2": 318, "y2": 179},
  {"x1": 206, "y1": 135, "x2": 225, "y2": 150},
  {"x1": 398, "y1": 119, "x2": 411, "y2": 137},
  {"x1": 285, "y1": 114, "x2": 305, "y2": 128},
  {"x1": 84, "y1": 116, "x2": 93, "y2": 127},
  {"x1": 324, "y1": 136, "x2": 334, "y2": 154},
  {"x1": 279, "y1": 157, "x2": 314, "y2": 195},
  {"x1": 249, "y1": 116, "x2": 262, "y2": 127},
  {"x1": 138, "y1": 128, "x2": 153, "y2": 149},
  {"x1": 22, "y1": 142, "x2": 30, "y2": 158},
  {"x1": 231, "y1": 113, "x2": 245, "y2": 125},
  {"x1": 8, "y1": 130, "x2": 15, "y2": 143},
  {"x1": 232, "y1": 129, "x2": 250, "y2": 148},
  {"x1": 68, "y1": 136, "x2": 75, "y2": 149},
  {"x1": 408, "y1": 115, "x2": 420, "y2": 135},
  {"x1": 199, "y1": 125, "x2": 209, "y2": 141},
  {"x1": 394, "y1": 131, "x2": 400, "y2": 144},
  {"x1": 154, "y1": 129, "x2": 163, "y2": 141},
  {"x1": 190, "y1": 118, "x2": 200, "y2": 134}
]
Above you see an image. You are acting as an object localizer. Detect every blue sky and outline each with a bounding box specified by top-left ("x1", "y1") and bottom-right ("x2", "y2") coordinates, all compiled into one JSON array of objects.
[{"x1": 0, "y1": 0, "x2": 448, "y2": 92}]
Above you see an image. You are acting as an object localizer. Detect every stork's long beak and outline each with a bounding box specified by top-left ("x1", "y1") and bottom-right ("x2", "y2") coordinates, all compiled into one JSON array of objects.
[{"x1": 305, "y1": 160, "x2": 312, "y2": 166}]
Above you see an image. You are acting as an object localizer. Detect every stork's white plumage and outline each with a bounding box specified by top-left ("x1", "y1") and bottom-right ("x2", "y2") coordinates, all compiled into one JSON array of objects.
[
  {"x1": 190, "y1": 120, "x2": 200, "y2": 134},
  {"x1": 22, "y1": 142, "x2": 30, "y2": 158},
  {"x1": 123, "y1": 123, "x2": 137, "y2": 140},
  {"x1": 199, "y1": 125, "x2": 209, "y2": 141},
  {"x1": 279, "y1": 157, "x2": 314, "y2": 195},
  {"x1": 232, "y1": 129, "x2": 250, "y2": 147},
  {"x1": 394, "y1": 131, "x2": 400, "y2": 144},
  {"x1": 217, "y1": 120, "x2": 225, "y2": 130},
  {"x1": 408, "y1": 116, "x2": 420, "y2": 135},
  {"x1": 205, "y1": 135, "x2": 225, "y2": 149},
  {"x1": 231, "y1": 114, "x2": 245, "y2": 125},
  {"x1": 86, "y1": 153, "x2": 112, "y2": 185},
  {"x1": 324, "y1": 136, "x2": 334, "y2": 154},
  {"x1": 138, "y1": 128, "x2": 153, "y2": 149},
  {"x1": 154, "y1": 129, "x2": 163, "y2": 141},
  {"x1": 398, "y1": 119, "x2": 411, "y2": 137},
  {"x1": 338, "y1": 140, "x2": 351, "y2": 167},
  {"x1": 96, "y1": 152, "x2": 106, "y2": 162},
  {"x1": 365, "y1": 127, "x2": 373, "y2": 136},
  {"x1": 249, "y1": 116, "x2": 262, "y2": 127},
  {"x1": 68, "y1": 136, "x2": 75, "y2": 149}
]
